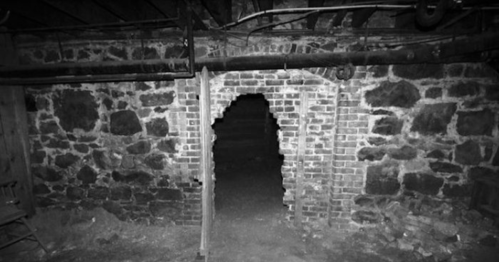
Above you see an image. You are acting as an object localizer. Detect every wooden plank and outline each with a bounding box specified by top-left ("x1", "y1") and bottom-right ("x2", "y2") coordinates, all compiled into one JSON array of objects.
[
  {"x1": 294, "y1": 92, "x2": 308, "y2": 227},
  {"x1": 0, "y1": 28, "x2": 35, "y2": 216},
  {"x1": 199, "y1": 67, "x2": 213, "y2": 259}
]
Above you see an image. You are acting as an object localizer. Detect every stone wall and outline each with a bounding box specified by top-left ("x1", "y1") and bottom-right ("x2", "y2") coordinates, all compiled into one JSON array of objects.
[
  {"x1": 351, "y1": 63, "x2": 499, "y2": 227},
  {"x1": 16, "y1": 34, "x2": 499, "y2": 228}
]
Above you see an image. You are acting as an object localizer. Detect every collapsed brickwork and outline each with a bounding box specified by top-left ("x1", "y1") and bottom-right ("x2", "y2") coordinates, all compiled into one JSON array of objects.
[{"x1": 18, "y1": 34, "x2": 499, "y2": 229}]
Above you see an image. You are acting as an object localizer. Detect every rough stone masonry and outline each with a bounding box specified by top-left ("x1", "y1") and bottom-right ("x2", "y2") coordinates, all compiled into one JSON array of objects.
[{"x1": 19, "y1": 34, "x2": 499, "y2": 229}]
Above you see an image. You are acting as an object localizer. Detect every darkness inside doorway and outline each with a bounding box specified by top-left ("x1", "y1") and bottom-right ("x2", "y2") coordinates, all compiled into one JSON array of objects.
[{"x1": 212, "y1": 94, "x2": 284, "y2": 218}]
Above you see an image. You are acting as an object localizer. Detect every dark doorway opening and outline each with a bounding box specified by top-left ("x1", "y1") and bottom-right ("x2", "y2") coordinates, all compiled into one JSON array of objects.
[{"x1": 212, "y1": 94, "x2": 284, "y2": 218}]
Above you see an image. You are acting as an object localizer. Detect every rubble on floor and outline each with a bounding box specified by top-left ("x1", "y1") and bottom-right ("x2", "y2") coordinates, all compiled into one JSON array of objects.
[{"x1": 350, "y1": 193, "x2": 499, "y2": 261}]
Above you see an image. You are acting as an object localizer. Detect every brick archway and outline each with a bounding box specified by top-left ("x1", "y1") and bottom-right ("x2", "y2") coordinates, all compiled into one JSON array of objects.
[{"x1": 208, "y1": 69, "x2": 339, "y2": 224}]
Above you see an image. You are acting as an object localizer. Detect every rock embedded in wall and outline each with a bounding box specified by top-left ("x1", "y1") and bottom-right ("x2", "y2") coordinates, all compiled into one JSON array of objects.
[
  {"x1": 139, "y1": 91, "x2": 175, "y2": 107},
  {"x1": 392, "y1": 64, "x2": 444, "y2": 79},
  {"x1": 55, "y1": 153, "x2": 80, "y2": 168},
  {"x1": 442, "y1": 184, "x2": 469, "y2": 197},
  {"x1": 110, "y1": 185, "x2": 132, "y2": 200},
  {"x1": 39, "y1": 120, "x2": 61, "y2": 134},
  {"x1": 372, "y1": 117, "x2": 403, "y2": 135},
  {"x1": 455, "y1": 140, "x2": 482, "y2": 165},
  {"x1": 388, "y1": 145, "x2": 417, "y2": 160},
  {"x1": 110, "y1": 110, "x2": 142, "y2": 135},
  {"x1": 411, "y1": 103, "x2": 456, "y2": 135},
  {"x1": 66, "y1": 186, "x2": 85, "y2": 200},
  {"x1": 146, "y1": 118, "x2": 169, "y2": 137},
  {"x1": 429, "y1": 162, "x2": 463, "y2": 173},
  {"x1": 144, "y1": 153, "x2": 166, "y2": 170},
  {"x1": 456, "y1": 109, "x2": 494, "y2": 136},
  {"x1": 54, "y1": 90, "x2": 99, "y2": 132},
  {"x1": 33, "y1": 184, "x2": 51, "y2": 195},
  {"x1": 365, "y1": 162, "x2": 400, "y2": 195},
  {"x1": 126, "y1": 140, "x2": 152, "y2": 154},
  {"x1": 136, "y1": 82, "x2": 153, "y2": 91},
  {"x1": 357, "y1": 147, "x2": 386, "y2": 161},
  {"x1": 34, "y1": 167, "x2": 63, "y2": 182},
  {"x1": 112, "y1": 170, "x2": 153, "y2": 186},
  {"x1": 132, "y1": 47, "x2": 159, "y2": 60},
  {"x1": 448, "y1": 81, "x2": 480, "y2": 97},
  {"x1": 87, "y1": 186, "x2": 109, "y2": 199},
  {"x1": 425, "y1": 87, "x2": 442, "y2": 99},
  {"x1": 77, "y1": 165, "x2": 98, "y2": 184},
  {"x1": 157, "y1": 139, "x2": 177, "y2": 153},
  {"x1": 365, "y1": 80, "x2": 420, "y2": 108},
  {"x1": 403, "y1": 173, "x2": 444, "y2": 195}
]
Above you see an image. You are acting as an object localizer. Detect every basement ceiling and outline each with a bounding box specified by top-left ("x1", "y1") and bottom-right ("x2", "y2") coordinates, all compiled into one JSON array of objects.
[{"x1": 1, "y1": 0, "x2": 499, "y2": 38}]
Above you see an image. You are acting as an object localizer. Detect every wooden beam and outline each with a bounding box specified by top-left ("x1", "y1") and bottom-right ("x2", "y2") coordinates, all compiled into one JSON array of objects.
[
  {"x1": 199, "y1": 66, "x2": 213, "y2": 258},
  {"x1": 0, "y1": 0, "x2": 84, "y2": 28},
  {"x1": 200, "y1": 0, "x2": 232, "y2": 26},
  {"x1": 0, "y1": 27, "x2": 35, "y2": 216},
  {"x1": 42, "y1": 0, "x2": 120, "y2": 24},
  {"x1": 307, "y1": 0, "x2": 325, "y2": 30}
]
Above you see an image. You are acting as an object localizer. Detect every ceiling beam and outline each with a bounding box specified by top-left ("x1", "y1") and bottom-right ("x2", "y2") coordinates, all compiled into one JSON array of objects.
[
  {"x1": 201, "y1": 0, "x2": 232, "y2": 27},
  {"x1": 42, "y1": 0, "x2": 120, "y2": 24},
  {"x1": 0, "y1": 0, "x2": 84, "y2": 28},
  {"x1": 307, "y1": 0, "x2": 325, "y2": 30}
]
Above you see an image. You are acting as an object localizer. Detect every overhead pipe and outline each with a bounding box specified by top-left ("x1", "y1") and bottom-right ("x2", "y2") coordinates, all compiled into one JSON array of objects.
[{"x1": 0, "y1": 32, "x2": 498, "y2": 85}]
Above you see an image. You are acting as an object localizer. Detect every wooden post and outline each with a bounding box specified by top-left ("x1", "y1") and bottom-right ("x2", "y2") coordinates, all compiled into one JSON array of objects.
[
  {"x1": 0, "y1": 28, "x2": 35, "y2": 216},
  {"x1": 199, "y1": 67, "x2": 213, "y2": 259},
  {"x1": 294, "y1": 92, "x2": 308, "y2": 227}
]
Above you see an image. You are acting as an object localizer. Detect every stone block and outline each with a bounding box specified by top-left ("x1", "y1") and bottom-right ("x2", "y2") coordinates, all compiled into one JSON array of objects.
[
  {"x1": 88, "y1": 186, "x2": 109, "y2": 199},
  {"x1": 411, "y1": 103, "x2": 456, "y2": 135},
  {"x1": 132, "y1": 47, "x2": 159, "y2": 60},
  {"x1": 55, "y1": 153, "x2": 80, "y2": 168},
  {"x1": 442, "y1": 184, "x2": 469, "y2": 198},
  {"x1": 54, "y1": 90, "x2": 99, "y2": 132},
  {"x1": 388, "y1": 145, "x2": 417, "y2": 160},
  {"x1": 112, "y1": 171, "x2": 153, "y2": 186},
  {"x1": 365, "y1": 80, "x2": 420, "y2": 108},
  {"x1": 366, "y1": 162, "x2": 400, "y2": 195},
  {"x1": 372, "y1": 117, "x2": 403, "y2": 135},
  {"x1": 351, "y1": 210, "x2": 381, "y2": 224},
  {"x1": 144, "y1": 153, "x2": 166, "y2": 170},
  {"x1": 157, "y1": 139, "x2": 177, "y2": 153},
  {"x1": 73, "y1": 144, "x2": 90, "y2": 154},
  {"x1": 448, "y1": 81, "x2": 480, "y2": 97},
  {"x1": 429, "y1": 162, "x2": 463, "y2": 173},
  {"x1": 357, "y1": 147, "x2": 386, "y2": 161},
  {"x1": 426, "y1": 150, "x2": 446, "y2": 160},
  {"x1": 39, "y1": 121, "x2": 60, "y2": 134},
  {"x1": 102, "y1": 201, "x2": 124, "y2": 220},
  {"x1": 134, "y1": 192, "x2": 155, "y2": 205},
  {"x1": 455, "y1": 140, "x2": 482, "y2": 165},
  {"x1": 164, "y1": 45, "x2": 184, "y2": 58},
  {"x1": 367, "y1": 137, "x2": 387, "y2": 146},
  {"x1": 110, "y1": 186, "x2": 132, "y2": 200},
  {"x1": 77, "y1": 165, "x2": 98, "y2": 184},
  {"x1": 425, "y1": 87, "x2": 442, "y2": 99},
  {"x1": 146, "y1": 118, "x2": 169, "y2": 137},
  {"x1": 126, "y1": 140, "x2": 151, "y2": 154},
  {"x1": 456, "y1": 109, "x2": 494, "y2": 136},
  {"x1": 34, "y1": 167, "x2": 63, "y2": 182},
  {"x1": 403, "y1": 173, "x2": 444, "y2": 196},
  {"x1": 66, "y1": 186, "x2": 85, "y2": 200},
  {"x1": 110, "y1": 110, "x2": 142, "y2": 136},
  {"x1": 107, "y1": 46, "x2": 128, "y2": 60},
  {"x1": 139, "y1": 91, "x2": 175, "y2": 107},
  {"x1": 393, "y1": 64, "x2": 444, "y2": 79}
]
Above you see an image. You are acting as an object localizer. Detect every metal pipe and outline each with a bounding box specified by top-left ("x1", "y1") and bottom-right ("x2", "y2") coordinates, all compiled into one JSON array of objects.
[{"x1": 1, "y1": 32, "x2": 498, "y2": 85}]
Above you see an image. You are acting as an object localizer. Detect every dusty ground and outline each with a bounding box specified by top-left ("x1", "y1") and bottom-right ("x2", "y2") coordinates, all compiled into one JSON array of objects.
[{"x1": 1, "y1": 158, "x2": 498, "y2": 262}]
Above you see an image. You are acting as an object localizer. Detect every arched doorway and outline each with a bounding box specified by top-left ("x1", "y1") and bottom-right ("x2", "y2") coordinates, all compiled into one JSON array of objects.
[{"x1": 212, "y1": 94, "x2": 284, "y2": 218}]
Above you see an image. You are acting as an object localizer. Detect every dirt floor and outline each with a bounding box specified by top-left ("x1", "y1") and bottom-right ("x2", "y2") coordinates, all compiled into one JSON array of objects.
[{"x1": 1, "y1": 157, "x2": 499, "y2": 262}]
